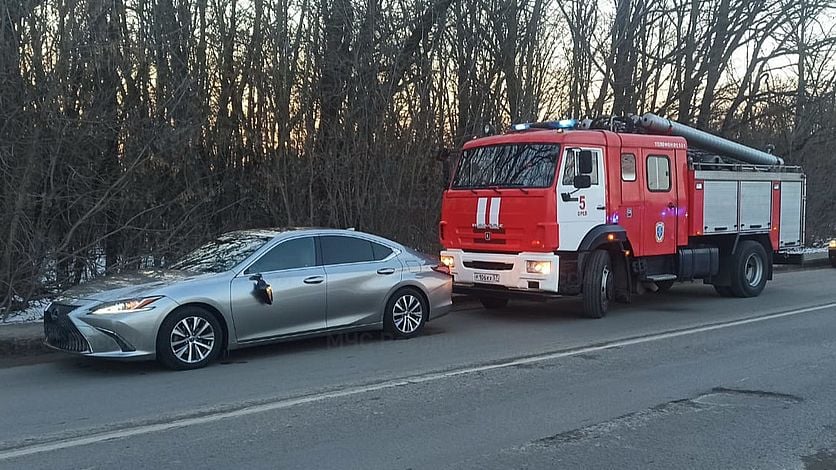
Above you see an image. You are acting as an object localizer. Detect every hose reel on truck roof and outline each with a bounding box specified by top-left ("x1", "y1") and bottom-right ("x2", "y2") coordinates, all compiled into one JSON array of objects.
[{"x1": 571, "y1": 113, "x2": 785, "y2": 166}]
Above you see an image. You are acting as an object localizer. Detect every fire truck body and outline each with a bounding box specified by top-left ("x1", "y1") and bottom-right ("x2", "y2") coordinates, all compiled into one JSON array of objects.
[{"x1": 439, "y1": 114, "x2": 806, "y2": 317}]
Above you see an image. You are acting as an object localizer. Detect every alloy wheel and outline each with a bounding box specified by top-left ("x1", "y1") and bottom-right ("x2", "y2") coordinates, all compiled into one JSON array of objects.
[
  {"x1": 170, "y1": 316, "x2": 215, "y2": 364},
  {"x1": 392, "y1": 294, "x2": 423, "y2": 334}
]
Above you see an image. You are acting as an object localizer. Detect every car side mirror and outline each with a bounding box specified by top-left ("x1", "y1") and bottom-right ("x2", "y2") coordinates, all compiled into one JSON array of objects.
[
  {"x1": 250, "y1": 273, "x2": 273, "y2": 305},
  {"x1": 578, "y1": 150, "x2": 594, "y2": 174},
  {"x1": 573, "y1": 174, "x2": 592, "y2": 189}
]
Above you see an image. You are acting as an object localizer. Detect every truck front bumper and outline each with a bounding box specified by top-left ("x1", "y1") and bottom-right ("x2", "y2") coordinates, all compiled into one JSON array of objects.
[{"x1": 441, "y1": 249, "x2": 560, "y2": 295}]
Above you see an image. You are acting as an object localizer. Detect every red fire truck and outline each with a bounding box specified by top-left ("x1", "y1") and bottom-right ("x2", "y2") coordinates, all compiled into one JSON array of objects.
[{"x1": 439, "y1": 113, "x2": 806, "y2": 318}]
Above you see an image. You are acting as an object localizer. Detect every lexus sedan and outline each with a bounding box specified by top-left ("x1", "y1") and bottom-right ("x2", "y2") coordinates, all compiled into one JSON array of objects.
[{"x1": 44, "y1": 228, "x2": 452, "y2": 369}]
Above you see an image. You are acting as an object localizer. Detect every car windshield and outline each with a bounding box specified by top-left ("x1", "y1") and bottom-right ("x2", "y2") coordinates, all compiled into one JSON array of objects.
[
  {"x1": 170, "y1": 233, "x2": 272, "y2": 273},
  {"x1": 451, "y1": 143, "x2": 559, "y2": 189}
]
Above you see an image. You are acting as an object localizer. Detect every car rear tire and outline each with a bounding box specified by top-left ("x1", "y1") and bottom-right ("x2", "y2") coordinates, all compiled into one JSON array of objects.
[
  {"x1": 730, "y1": 241, "x2": 768, "y2": 298},
  {"x1": 384, "y1": 288, "x2": 427, "y2": 339},
  {"x1": 156, "y1": 307, "x2": 222, "y2": 370},
  {"x1": 582, "y1": 250, "x2": 613, "y2": 319},
  {"x1": 479, "y1": 297, "x2": 509, "y2": 309}
]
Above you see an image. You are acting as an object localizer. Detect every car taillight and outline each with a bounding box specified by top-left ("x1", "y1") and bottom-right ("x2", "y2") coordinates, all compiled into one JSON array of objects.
[{"x1": 432, "y1": 265, "x2": 451, "y2": 275}]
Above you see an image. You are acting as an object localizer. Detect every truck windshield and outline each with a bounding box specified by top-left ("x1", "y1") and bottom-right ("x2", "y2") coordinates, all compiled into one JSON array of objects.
[{"x1": 451, "y1": 144, "x2": 559, "y2": 189}]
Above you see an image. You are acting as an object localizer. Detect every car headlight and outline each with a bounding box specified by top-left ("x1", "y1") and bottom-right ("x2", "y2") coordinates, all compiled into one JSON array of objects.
[
  {"x1": 526, "y1": 261, "x2": 551, "y2": 275},
  {"x1": 829, "y1": 240, "x2": 836, "y2": 248},
  {"x1": 90, "y1": 296, "x2": 163, "y2": 315}
]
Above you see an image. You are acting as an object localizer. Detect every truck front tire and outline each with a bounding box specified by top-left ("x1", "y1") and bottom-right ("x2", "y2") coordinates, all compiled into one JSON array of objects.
[
  {"x1": 582, "y1": 250, "x2": 613, "y2": 319},
  {"x1": 730, "y1": 240, "x2": 768, "y2": 298}
]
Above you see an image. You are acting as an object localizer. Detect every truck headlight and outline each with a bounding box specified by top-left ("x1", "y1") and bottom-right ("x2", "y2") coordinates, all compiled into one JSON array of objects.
[
  {"x1": 440, "y1": 255, "x2": 455, "y2": 269},
  {"x1": 829, "y1": 240, "x2": 836, "y2": 248},
  {"x1": 526, "y1": 261, "x2": 551, "y2": 275},
  {"x1": 90, "y1": 296, "x2": 162, "y2": 315}
]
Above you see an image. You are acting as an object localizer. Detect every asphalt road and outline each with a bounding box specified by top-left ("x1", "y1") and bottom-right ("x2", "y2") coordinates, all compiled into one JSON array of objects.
[{"x1": 2, "y1": 268, "x2": 836, "y2": 469}]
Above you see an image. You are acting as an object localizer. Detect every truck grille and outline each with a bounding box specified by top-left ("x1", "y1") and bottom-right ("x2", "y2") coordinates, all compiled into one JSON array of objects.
[
  {"x1": 43, "y1": 303, "x2": 90, "y2": 353},
  {"x1": 463, "y1": 261, "x2": 515, "y2": 271}
]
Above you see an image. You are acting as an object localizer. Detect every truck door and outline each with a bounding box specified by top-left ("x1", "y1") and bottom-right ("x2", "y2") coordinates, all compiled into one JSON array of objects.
[
  {"x1": 556, "y1": 147, "x2": 606, "y2": 250},
  {"x1": 640, "y1": 150, "x2": 678, "y2": 256}
]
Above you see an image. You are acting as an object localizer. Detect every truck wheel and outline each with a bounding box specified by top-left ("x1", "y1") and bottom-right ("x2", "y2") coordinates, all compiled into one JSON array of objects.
[
  {"x1": 582, "y1": 250, "x2": 613, "y2": 319},
  {"x1": 729, "y1": 241, "x2": 768, "y2": 298},
  {"x1": 479, "y1": 297, "x2": 508, "y2": 309}
]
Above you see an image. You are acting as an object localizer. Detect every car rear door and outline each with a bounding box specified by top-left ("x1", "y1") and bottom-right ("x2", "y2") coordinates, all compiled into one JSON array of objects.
[
  {"x1": 229, "y1": 236, "x2": 326, "y2": 342},
  {"x1": 319, "y1": 235, "x2": 402, "y2": 328}
]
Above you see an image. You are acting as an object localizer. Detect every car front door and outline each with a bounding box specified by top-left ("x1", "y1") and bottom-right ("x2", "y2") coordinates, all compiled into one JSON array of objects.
[
  {"x1": 230, "y1": 236, "x2": 326, "y2": 342},
  {"x1": 319, "y1": 235, "x2": 402, "y2": 328}
]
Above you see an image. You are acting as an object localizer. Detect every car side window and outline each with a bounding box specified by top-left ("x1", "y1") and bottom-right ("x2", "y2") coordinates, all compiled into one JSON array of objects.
[
  {"x1": 245, "y1": 237, "x2": 316, "y2": 274},
  {"x1": 371, "y1": 241, "x2": 393, "y2": 261},
  {"x1": 320, "y1": 236, "x2": 378, "y2": 265}
]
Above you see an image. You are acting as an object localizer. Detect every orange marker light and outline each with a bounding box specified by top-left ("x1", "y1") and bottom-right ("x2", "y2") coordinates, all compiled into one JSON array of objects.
[{"x1": 607, "y1": 233, "x2": 615, "y2": 241}]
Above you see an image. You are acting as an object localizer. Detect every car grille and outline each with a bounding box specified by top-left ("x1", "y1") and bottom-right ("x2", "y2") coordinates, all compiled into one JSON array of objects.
[{"x1": 43, "y1": 303, "x2": 90, "y2": 353}]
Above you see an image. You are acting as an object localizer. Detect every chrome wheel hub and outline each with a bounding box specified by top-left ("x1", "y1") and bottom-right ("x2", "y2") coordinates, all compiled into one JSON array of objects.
[
  {"x1": 392, "y1": 294, "x2": 423, "y2": 334},
  {"x1": 171, "y1": 316, "x2": 215, "y2": 364},
  {"x1": 744, "y1": 253, "x2": 763, "y2": 287},
  {"x1": 601, "y1": 265, "x2": 611, "y2": 307}
]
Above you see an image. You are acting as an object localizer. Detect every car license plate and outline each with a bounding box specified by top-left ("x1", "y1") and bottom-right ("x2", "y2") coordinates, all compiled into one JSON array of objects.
[{"x1": 473, "y1": 272, "x2": 500, "y2": 283}]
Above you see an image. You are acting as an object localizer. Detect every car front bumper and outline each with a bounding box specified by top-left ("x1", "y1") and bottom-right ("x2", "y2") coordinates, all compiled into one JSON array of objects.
[{"x1": 43, "y1": 297, "x2": 179, "y2": 360}]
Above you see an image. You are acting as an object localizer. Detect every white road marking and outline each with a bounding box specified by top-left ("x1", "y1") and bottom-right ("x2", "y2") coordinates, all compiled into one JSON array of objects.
[{"x1": 2, "y1": 301, "x2": 835, "y2": 461}]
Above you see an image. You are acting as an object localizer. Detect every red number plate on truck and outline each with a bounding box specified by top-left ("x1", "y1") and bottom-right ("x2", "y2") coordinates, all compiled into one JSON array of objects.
[{"x1": 473, "y1": 272, "x2": 500, "y2": 283}]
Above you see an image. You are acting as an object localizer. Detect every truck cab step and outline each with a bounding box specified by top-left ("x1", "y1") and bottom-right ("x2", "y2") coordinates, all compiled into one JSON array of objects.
[{"x1": 645, "y1": 274, "x2": 677, "y2": 281}]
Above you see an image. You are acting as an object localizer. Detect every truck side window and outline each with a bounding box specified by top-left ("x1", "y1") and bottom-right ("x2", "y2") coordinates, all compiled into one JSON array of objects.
[
  {"x1": 621, "y1": 154, "x2": 636, "y2": 181},
  {"x1": 562, "y1": 150, "x2": 599, "y2": 185},
  {"x1": 646, "y1": 155, "x2": 671, "y2": 192}
]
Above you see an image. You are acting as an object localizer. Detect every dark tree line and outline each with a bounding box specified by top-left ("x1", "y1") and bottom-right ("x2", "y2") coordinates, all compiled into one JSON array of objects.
[{"x1": 1, "y1": 0, "x2": 835, "y2": 316}]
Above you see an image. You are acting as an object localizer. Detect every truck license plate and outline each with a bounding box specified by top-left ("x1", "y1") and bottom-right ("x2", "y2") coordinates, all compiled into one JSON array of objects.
[{"x1": 473, "y1": 272, "x2": 500, "y2": 283}]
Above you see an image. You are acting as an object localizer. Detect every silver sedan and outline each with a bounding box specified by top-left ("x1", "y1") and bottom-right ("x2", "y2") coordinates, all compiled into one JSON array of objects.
[{"x1": 44, "y1": 228, "x2": 452, "y2": 369}]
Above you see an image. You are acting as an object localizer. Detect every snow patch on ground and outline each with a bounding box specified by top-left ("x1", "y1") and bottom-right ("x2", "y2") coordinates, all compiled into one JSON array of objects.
[{"x1": 1, "y1": 299, "x2": 49, "y2": 324}]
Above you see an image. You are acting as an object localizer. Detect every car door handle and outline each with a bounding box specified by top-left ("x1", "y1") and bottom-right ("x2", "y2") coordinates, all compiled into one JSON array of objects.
[
  {"x1": 376, "y1": 268, "x2": 396, "y2": 275},
  {"x1": 303, "y1": 276, "x2": 324, "y2": 284},
  {"x1": 596, "y1": 205, "x2": 606, "y2": 210}
]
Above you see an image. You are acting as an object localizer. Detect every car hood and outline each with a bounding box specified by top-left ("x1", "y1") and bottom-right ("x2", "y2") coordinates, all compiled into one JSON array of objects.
[{"x1": 57, "y1": 270, "x2": 219, "y2": 303}]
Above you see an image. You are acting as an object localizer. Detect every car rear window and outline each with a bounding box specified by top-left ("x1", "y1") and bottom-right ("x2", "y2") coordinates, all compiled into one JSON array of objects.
[{"x1": 321, "y1": 236, "x2": 392, "y2": 265}]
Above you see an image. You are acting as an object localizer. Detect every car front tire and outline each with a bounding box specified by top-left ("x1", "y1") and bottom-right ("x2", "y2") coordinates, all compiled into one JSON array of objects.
[{"x1": 156, "y1": 307, "x2": 222, "y2": 370}]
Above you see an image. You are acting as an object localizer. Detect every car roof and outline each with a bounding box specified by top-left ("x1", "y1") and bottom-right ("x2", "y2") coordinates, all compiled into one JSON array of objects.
[{"x1": 224, "y1": 227, "x2": 400, "y2": 246}]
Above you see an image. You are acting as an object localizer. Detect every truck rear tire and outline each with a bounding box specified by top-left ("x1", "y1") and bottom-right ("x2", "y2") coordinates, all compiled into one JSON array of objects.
[
  {"x1": 582, "y1": 250, "x2": 613, "y2": 319},
  {"x1": 729, "y1": 240, "x2": 768, "y2": 298}
]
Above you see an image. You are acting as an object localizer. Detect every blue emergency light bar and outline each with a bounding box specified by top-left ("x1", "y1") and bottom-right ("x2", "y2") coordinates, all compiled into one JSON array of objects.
[{"x1": 511, "y1": 119, "x2": 577, "y2": 132}]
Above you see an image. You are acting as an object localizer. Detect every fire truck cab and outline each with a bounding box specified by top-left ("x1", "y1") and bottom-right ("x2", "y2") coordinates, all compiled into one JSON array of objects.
[{"x1": 439, "y1": 114, "x2": 805, "y2": 318}]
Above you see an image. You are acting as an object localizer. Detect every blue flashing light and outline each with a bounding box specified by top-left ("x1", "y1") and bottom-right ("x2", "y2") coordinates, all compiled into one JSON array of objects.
[{"x1": 510, "y1": 119, "x2": 577, "y2": 132}]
